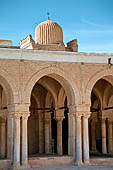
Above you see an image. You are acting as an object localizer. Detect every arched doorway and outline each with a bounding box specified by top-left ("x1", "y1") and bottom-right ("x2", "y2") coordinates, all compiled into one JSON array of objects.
[
  {"x1": 0, "y1": 85, "x2": 7, "y2": 159},
  {"x1": 89, "y1": 77, "x2": 113, "y2": 159},
  {"x1": 28, "y1": 75, "x2": 69, "y2": 156}
]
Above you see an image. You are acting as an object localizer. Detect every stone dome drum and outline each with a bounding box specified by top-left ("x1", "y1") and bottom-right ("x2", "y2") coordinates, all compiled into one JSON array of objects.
[{"x1": 35, "y1": 19, "x2": 63, "y2": 45}]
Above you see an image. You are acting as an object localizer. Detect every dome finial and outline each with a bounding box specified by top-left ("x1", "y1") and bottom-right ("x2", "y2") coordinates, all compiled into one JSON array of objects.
[{"x1": 47, "y1": 12, "x2": 50, "y2": 20}]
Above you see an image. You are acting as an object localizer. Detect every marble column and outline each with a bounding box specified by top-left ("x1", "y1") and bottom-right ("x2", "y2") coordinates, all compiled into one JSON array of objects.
[
  {"x1": 101, "y1": 118, "x2": 107, "y2": 154},
  {"x1": 0, "y1": 120, "x2": 6, "y2": 158},
  {"x1": 91, "y1": 120, "x2": 97, "y2": 152},
  {"x1": 108, "y1": 120, "x2": 113, "y2": 153},
  {"x1": 45, "y1": 118, "x2": 50, "y2": 154},
  {"x1": 75, "y1": 113, "x2": 82, "y2": 164},
  {"x1": 83, "y1": 113, "x2": 90, "y2": 164},
  {"x1": 68, "y1": 113, "x2": 75, "y2": 158},
  {"x1": 7, "y1": 113, "x2": 14, "y2": 159},
  {"x1": 13, "y1": 113, "x2": 21, "y2": 166},
  {"x1": 56, "y1": 117, "x2": 63, "y2": 156},
  {"x1": 22, "y1": 113, "x2": 30, "y2": 166}
]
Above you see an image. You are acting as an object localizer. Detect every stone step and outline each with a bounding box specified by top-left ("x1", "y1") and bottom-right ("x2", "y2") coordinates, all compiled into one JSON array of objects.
[
  {"x1": 0, "y1": 159, "x2": 12, "y2": 170},
  {"x1": 90, "y1": 158, "x2": 113, "y2": 165},
  {"x1": 28, "y1": 156, "x2": 73, "y2": 168}
]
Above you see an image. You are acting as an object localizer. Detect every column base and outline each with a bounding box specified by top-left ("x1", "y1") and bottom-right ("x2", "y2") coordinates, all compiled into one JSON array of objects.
[
  {"x1": 13, "y1": 163, "x2": 30, "y2": 170},
  {"x1": 84, "y1": 160, "x2": 90, "y2": 165},
  {"x1": 12, "y1": 163, "x2": 20, "y2": 170},
  {"x1": 75, "y1": 161, "x2": 83, "y2": 166},
  {"x1": 90, "y1": 149, "x2": 98, "y2": 154}
]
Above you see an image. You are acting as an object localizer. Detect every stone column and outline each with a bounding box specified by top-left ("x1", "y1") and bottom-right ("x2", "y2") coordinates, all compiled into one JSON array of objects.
[
  {"x1": 13, "y1": 113, "x2": 21, "y2": 167},
  {"x1": 83, "y1": 113, "x2": 90, "y2": 164},
  {"x1": 68, "y1": 112, "x2": 75, "y2": 158},
  {"x1": 22, "y1": 113, "x2": 30, "y2": 166},
  {"x1": 108, "y1": 120, "x2": 113, "y2": 153},
  {"x1": 49, "y1": 117, "x2": 52, "y2": 153},
  {"x1": 38, "y1": 111, "x2": 44, "y2": 153},
  {"x1": 56, "y1": 117, "x2": 63, "y2": 156},
  {"x1": 45, "y1": 118, "x2": 50, "y2": 154},
  {"x1": 91, "y1": 120, "x2": 97, "y2": 152},
  {"x1": 0, "y1": 120, "x2": 6, "y2": 158},
  {"x1": 75, "y1": 113, "x2": 82, "y2": 164},
  {"x1": 101, "y1": 118, "x2": 107, "y2": 154},
  {"x1": 7, "y1": 113, "x2": 14, "y2": 159}
]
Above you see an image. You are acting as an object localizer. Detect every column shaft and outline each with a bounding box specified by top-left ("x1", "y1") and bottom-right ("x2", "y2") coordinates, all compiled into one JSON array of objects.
[
  {"x1": 101, "y1": 119, "x2": 107, "y2": 154},
  {"x1": 75, "y1": 113, "x2": 82, "y2": 164},
  {"x1": 83, "y1": 114, "x2": 90, "y2": 164},
  {"x1": 39, "y1": 112, "x2": 44, "y2": 153},
  {"x1": 0, "y1": 122, "x2": 6, "y2": 158},
  {"x1": 108, "y1": 120, "x2": 113, "y2": 153},
  {"x1": 45, "y1": 119, "x2": 50, "y2": 153},
  {"x1": 22, "y1": 114, "x2": 29, "y2": 165},
  {"x1": 68, "y1": 113, "x2": 75, "y2": 158},
  {"x1": 13, "y1": 114, "x2": 20, "y2": 166},
  {"x1": 91, "y1": 120, "x2": 97, "y2": 152},
  {"x1": 7, "y1": 114, "x2": 14, "y2": 159},
  {"x1": 57, "y1": 118, "x2": 63, "y2": 155}
]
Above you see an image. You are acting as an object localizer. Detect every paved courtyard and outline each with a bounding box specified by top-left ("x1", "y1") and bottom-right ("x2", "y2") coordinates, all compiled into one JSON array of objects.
[{"x1": 27, "y1": 165, "x2": 113, "y2": 170}]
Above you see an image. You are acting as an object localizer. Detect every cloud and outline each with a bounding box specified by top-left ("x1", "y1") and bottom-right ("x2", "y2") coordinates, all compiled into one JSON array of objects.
[{"x1": 81, "y1": 18, "x2": 104, "y2": 27}]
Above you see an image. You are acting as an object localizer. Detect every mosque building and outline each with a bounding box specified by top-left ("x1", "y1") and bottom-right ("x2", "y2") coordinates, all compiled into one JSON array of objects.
[{"x1": 0, "y1": 18, "x2": 113, "y2": 169}]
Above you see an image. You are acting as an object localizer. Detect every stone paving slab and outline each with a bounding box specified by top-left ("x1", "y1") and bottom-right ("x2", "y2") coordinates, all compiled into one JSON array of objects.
[{"x1": 26, "y1": 165, "x2": 113, "y2": 170}]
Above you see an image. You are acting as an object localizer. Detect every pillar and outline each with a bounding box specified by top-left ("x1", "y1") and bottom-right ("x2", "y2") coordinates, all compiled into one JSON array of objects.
[
  {"x1": 0, "y1": 120, "x2": 6, "y2": 158},
  {"x1": 108, "y1": 120, "x2": 113, "y2": 153},
  {"x1": 7, "y1": 113, "x2": 14, "y2": 159},
  {"x1": 83, "y1": 113, "x2": 90, "y2": 164},
  {"x1": 22, "y1": 113, "x2": 30, "y2": 166},
  {"x1": 75, "y1": 113, "x2": 82, "y2": 164},
  {"x1": 45, "y1": 118, "x2": 50, "y2": 154},
  {"x1": 49, "y1": 117, "x2": 52, "y2": 153},
  {"x1": 13, "y1": 113, "x2": 20, "y2": 167},
  {"x1": 91, "y1": 120, "x2": 97, "y2": 152},
  {"x1": 68, "y1": 112, "x2": 75, "y2": 158},
  {"x1": 56, "y1": 117, "x2": 63, "y2": 156},
  {"x1": 101, "y1": 118, "x2": 107, "y2": 154},
  {"x1": 38, "y1": 111, "x2": 44, "y2": 153}
]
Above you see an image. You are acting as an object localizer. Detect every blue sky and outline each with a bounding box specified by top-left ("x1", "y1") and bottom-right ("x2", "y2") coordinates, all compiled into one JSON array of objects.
[{"x1": 0, "y1": 0, "x2": 113, "y2": 53}]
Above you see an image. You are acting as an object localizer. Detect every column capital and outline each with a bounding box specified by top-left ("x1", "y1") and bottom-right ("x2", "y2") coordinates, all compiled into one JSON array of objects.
[
  {"x1": 45, "y1": 118, "x2": 51, "y2": 124},
  {"x1": 101, "y1": 118, "x2": 106, "y2": 122},
  {"x1": 83, "y1": 113, "x2": 91, "y2": 119},
  {"x1": 68, "y1": 105, "x2": 76, "y2": 114},
  {"x1": 75, "y1": 112, "x2": 82, "y2": 119},
  {"x1": 56, "y1": 116, "x2": 64, "y2": 123},
  {"x1": 21, "y1": 112, "x2": 30, "y2": 120},
  {"x1": 45, "y1": 111, "x2": 51, "y2": 119},
  {"x1": 8, "y1": 113, "x2": 14, "y2": 119},
  {"x1": 14, "y1": 112, "x2": 21, "y2": 119}
]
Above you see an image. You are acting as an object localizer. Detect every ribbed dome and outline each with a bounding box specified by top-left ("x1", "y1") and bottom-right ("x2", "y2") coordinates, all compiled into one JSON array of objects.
[{"x1": 35, "y1": 19, "x2": 63, "y2": 45}]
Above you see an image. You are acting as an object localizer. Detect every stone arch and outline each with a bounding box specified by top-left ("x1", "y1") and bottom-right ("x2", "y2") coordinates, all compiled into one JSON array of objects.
[
  {"x1": 93, "y1": 87, "x2": 102, "y2": 108},
  {"x1": 38, "y1": 78, "x2": 57, "y2": 105},
  {"x1": 45, "y1": 92, "x2": 54, "y2": 108},
  {"x1": 32, "y1": 92, "x2": 40, "y2": 108},
  {"x1": 24, "y1": 66, "x2": 80, "y2": 106},
  {"x1": 85, "y1": 69, "x2": 113, "y2": 105},
  {"x1": 108, "y1": 94, "x2": 113, "y2": 107},
  {"x1": 0, "y1": 75, "x2": 14, "y2": 105},
  {"x1": 57, "y1": 87, "x2": 66, "y2": 107},
  {"x1": 103, "y1": 85, "x2": 112, "y2": 108}
]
